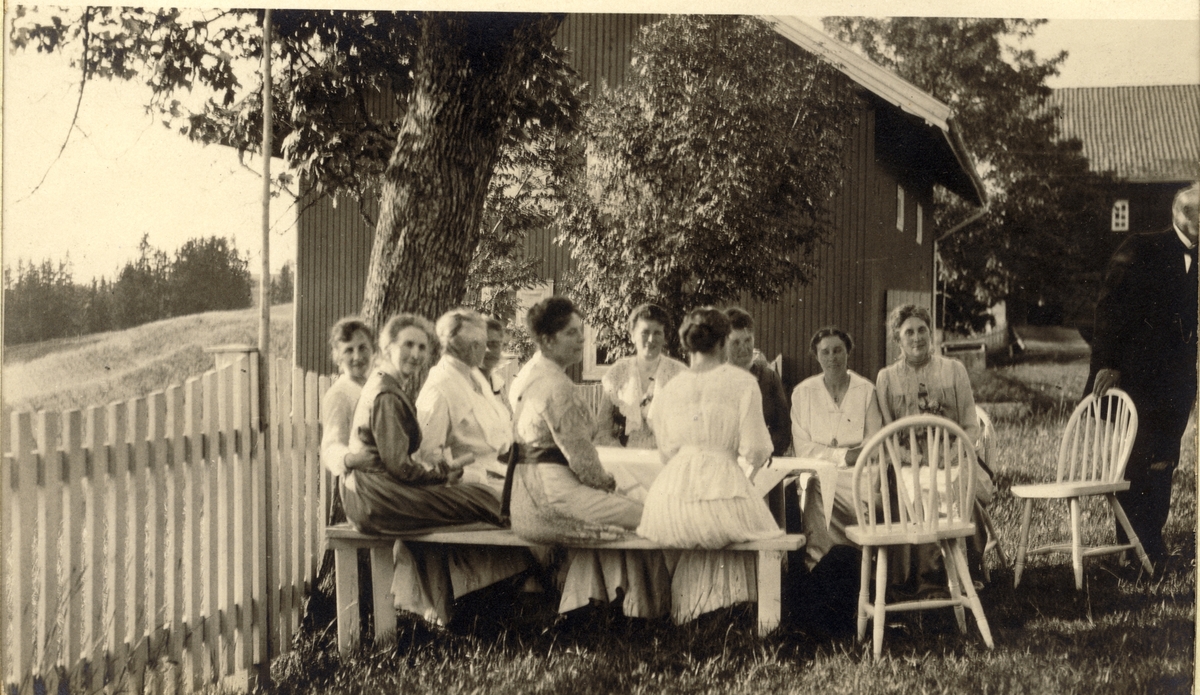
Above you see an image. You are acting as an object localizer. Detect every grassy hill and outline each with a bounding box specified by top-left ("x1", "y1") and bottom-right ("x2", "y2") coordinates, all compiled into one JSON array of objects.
[{"x1": 3, "y1": 304, "x2": 294, "y2": 418}]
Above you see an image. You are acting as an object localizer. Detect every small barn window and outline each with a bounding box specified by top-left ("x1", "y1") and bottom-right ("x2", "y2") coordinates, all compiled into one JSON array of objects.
[
  {"x1": 916, "y1": 203, "x2": 924, "y2": 245},
  {"x1": 583, "y1": 324, "x2": 615, "y2": 381},
  {"x1": 896, "y1": 185, "x2": 906, "y2": 231},
  {"x1": 1111, "y1": 200, "x2": 1129, "y2": 232}
]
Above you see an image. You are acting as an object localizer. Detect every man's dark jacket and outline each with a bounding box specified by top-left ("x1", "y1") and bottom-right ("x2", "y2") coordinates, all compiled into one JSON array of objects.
[{"x1": 1086, "y1": 227, "x2": 1197, "y2": 453}]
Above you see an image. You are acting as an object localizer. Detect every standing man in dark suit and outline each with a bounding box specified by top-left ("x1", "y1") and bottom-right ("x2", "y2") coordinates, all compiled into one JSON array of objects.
[{"x1": 1087, "y1": 182, "x2": 1198, "y2": 570}]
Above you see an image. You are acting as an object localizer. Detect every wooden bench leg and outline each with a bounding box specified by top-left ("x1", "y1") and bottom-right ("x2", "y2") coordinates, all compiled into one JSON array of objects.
[
  {"x1": 757, "y1": 549, "x2": 784, "y2": 635},
  {"x1": 370, "y1": 545, "x2": 397, "y2": 644},
  {"x1": 334, "y1": 545, "x2": 360, "y2": 654}
]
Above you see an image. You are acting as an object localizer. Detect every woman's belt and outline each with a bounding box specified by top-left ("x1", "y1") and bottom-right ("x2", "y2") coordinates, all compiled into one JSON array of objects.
[
  {"x1": 517, "y1": 442, "x2": 569, "y2": 466},
  {"x1": 499, "y1": 442, "x2": 569, "y2": 521}
]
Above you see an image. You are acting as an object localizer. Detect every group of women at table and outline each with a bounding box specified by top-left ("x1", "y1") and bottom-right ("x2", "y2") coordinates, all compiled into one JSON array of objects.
[{"x1": 319, "y1": 297, "x2": 993, "y2": 625}]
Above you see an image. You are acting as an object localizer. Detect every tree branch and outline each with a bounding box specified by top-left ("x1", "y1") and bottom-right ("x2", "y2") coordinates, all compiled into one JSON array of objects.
[{"x1": 18, "y1": 7, "x2": 92, "y2": 203}]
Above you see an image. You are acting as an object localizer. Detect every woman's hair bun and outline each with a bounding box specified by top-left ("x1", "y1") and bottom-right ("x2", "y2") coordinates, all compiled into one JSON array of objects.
[{"x1": 679, "y1": 307, "x2": 730, "y2": 354}]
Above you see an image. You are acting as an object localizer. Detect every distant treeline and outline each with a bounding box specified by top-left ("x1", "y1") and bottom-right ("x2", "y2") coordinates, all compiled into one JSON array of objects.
[{"x1": 3, "y1": 234, "x2": 293, "y2": 346}]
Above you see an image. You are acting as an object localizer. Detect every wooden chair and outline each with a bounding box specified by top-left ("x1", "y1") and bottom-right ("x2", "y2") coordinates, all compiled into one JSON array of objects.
[
  {"x1": 1011, "y1": 389, "x2": 1150, "y2": 589},
  {"x1": 574, "y1": 382, "x2": 606, "y2": 423},
  {"x1": 846, "y1": 415, "x2": 994, "y2": 659},
  {"x1": 974, "y1": 406, "x2": 1007, "y2": 581}
]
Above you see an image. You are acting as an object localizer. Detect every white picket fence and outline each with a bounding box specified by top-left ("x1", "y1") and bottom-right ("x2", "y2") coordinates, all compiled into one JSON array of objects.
[{"x1": 1, "y1": 353, "x2": 334, "y2": 694}]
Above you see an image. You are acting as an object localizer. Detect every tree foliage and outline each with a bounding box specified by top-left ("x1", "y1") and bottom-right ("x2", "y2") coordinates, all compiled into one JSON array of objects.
[
  {"x1": 113, "y1": 234, "x2": 172, "y2": 329},
  {"x1": 271, "y1": 260, "x2": 295, "y2": 305},
  {"x1": 3, "y1": 235, "x2": 254, "y2": 345},
  {"x1": 170, "y1": 236, "x2": 253, "y2": 315},
  {"x1": 824, "y1": 17, "x2": 1114, "y2": 333},
  {"x1": 557, "y1": 15, "x2": 856, "y2": 356},
  {"x1": 10, "y1": 8, "x2": 581, "y2": 331},
  {"x1": 3, "y1": 257, "x2": 83, "y2": 345}
]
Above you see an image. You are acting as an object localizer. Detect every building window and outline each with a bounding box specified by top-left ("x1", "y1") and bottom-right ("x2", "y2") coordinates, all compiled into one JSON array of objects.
[
  {"x1": 896, "y1": 185, "x2": 905, "y2": 231},
  {"x1": 916, "y1": 203, "x2": 923, "y2": 244},
  {"x1": 582, "y1": 324, "x2": 615, "y2": 381},
  {"x1": 1111, "y1": 199, "x2": 1129, "y2": 232}
]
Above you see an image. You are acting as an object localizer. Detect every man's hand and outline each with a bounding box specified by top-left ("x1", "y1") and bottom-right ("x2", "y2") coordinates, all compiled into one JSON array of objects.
[
  {"x1": 845, "y1": 446, "x2": 862, "y2": 467},
  {"x1": 1092, "y1": 368, "x2": 1121, "y2": 397}
]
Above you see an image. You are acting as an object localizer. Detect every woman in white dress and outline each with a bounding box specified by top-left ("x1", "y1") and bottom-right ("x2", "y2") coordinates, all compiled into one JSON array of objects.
[
  {"x1": 790, "y1": 327, "x2": 883, "y2": 569},
  {"x1": 638, "y1": 307, "x2": 783, "y2": 623},
  {"x1": 596, "y1": 304, "x2": 687, "y2": 448}
]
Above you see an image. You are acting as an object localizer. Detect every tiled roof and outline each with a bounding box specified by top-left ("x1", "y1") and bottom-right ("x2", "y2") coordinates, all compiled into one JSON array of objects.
[{"x1": 1048, "y1": 85, "x2": 1199, "y2": 183}]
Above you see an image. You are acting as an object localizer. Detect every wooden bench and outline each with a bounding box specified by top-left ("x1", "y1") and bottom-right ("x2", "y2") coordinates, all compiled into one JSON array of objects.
[{"x1": 327, "y1": 523, "x2": 806, "y2": 651}]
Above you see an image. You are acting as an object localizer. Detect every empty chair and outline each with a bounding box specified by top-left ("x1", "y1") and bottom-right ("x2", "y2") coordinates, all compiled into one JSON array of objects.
[
  {"x1": 846, "y1": 415, "x2": 994, "y2": 660},
  {"x1": 1011, "y1": 389, "x2": 1150, "y2": 589}
]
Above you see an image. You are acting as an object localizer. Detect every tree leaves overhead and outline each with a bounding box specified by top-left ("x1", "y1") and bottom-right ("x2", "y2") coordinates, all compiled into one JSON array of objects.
[
  {"x1": 10, "y1": 8, "x2": 579, "y2": 211},
  {"x1": 557, "y1": 15, "x2": 856, "y2": 356},
  {"x1": 824, "y1": 17, "x2": 1114, "y2": 333}
]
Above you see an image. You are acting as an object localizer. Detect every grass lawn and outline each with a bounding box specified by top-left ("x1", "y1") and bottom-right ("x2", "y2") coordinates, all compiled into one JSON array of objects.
[{"x1": 274, "y1": 357, "x2": 1196, "y2": 695}]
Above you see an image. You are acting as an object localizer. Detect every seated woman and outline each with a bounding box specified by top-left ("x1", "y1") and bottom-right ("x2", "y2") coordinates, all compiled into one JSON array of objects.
[
  {"x1": 320, "y1": 317, "x2": 376, "y2": 522},
  {"x1": 875, "y1": 304, "x2": 993, "y2": 596},
  {"x1": 416, "y1": 308, "x2": 512, "y2": 489},
  {"x1": 506, "y1": 297, "x2": 644, "y2": 541},
  {"x1": 790, "y1": 327, "x2": 883, "y2": 570},
  {"x1": 343, "y1": 313, "x2": 526, "y2": 623},
  {"x1": 639, "y1": 307, "x2": 783, "y2": 624},
  {"x1": 596, "y1": 303, "x2": 687, "y2": 448},
  {"x1": 505, "y1": 297, "x2": 668, "y2": 617}
]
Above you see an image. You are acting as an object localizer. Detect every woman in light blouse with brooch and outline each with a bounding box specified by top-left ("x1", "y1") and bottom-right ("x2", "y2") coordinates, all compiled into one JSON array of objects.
[
  {"x1": 595, "y1": 303, "x2": 687, "y2": 449},
  {"x1": 791, "y1": 326, "x2": 882, "y2": 569}
]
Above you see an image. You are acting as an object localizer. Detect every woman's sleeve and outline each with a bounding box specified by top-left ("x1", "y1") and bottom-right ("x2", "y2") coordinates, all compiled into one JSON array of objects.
[
  {"x1": 875, "y1": 368, "x2": 896, "y2": 425},
  {"x1": 414, "y1": 385, "x2": 450, "y2": 466},
  {"x1": 790, "y1": 385, "x2": 846, "y2": 463},
  {"x1": 864, "y1": 384, "x2": 884, "y2": 441},
  {"x1": 371, "y1": 394, "x2": 448, "y2": 484},
  {"x1": 320, "y1": 389, "x2": 354, "y2": 477},
  {"x1": 739, "y1": 382, "x2": 774, "y2": 468},
  {"x1": 545, "y1": 386, "x2": 616, "y2": 491},
  {"x1": 647, "y1": 386, "x2": 673, "y2": 465}
]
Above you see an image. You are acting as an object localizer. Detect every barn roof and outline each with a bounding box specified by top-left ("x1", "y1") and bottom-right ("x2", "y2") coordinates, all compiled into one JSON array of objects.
[
  {"x1": 765, "y1": 16, "x2": 986, "y2": 207},
  {"x1": 1047, "y1": 84, "x2": 1200, "y2": 183}
]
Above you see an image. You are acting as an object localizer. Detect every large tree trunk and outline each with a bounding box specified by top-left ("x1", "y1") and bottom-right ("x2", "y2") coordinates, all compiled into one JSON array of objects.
[{"x1": 361, "y1": 13, "x2": 561, "y2": 330}]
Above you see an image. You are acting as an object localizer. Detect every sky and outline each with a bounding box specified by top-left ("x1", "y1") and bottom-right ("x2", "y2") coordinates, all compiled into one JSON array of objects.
[{"x1": 3, "y1": 3, "x2": 1198, "y2": 283}]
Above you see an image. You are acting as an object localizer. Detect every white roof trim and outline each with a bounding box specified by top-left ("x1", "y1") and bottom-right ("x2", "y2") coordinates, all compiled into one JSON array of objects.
[{"x1": 762, "y1": 16, "x2": 952, "y2": 132}]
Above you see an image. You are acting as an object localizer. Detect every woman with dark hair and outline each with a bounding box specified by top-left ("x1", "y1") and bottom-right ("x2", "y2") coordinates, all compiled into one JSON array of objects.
[
  {"x1": 505, "y1": 297, "x2": 668, "y2": 618},
  {"x1": 790, "y1": 326, "x2": 883, "y2": 569},
  {"x1": 505, "y1": 296, "x2": 644, "y2": 542},
  {"x1": 638, "y1": 307, "x2": 782, "y2": 623},
  {"x1": 596, "y1": 303, "x2": 687, "y2": 448}
]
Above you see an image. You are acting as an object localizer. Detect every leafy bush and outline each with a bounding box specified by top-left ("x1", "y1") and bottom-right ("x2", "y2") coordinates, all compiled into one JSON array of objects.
[{"x1": 557, "y1": 15, "x2": 856, "y2": 357}]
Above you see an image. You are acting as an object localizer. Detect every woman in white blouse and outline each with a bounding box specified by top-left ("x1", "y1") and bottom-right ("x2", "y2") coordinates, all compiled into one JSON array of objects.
[
  {"x1": 416, "y1": 308, "x2": 513, "y2": 490},
  {"x1": 790, "y1": 327, "x2": 882, "y2": 569},
  {"x1": 320, "y1": 317, "x2": 377, "y2": 489},
  {"x1": 596, "y1": 304, "x2": 687, "y2": 449}
]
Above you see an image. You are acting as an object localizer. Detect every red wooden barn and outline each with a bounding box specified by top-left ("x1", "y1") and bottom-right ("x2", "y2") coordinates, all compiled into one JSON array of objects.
[{"x1": 293, "y1": 14, "x2": 985, "y2": 390}]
